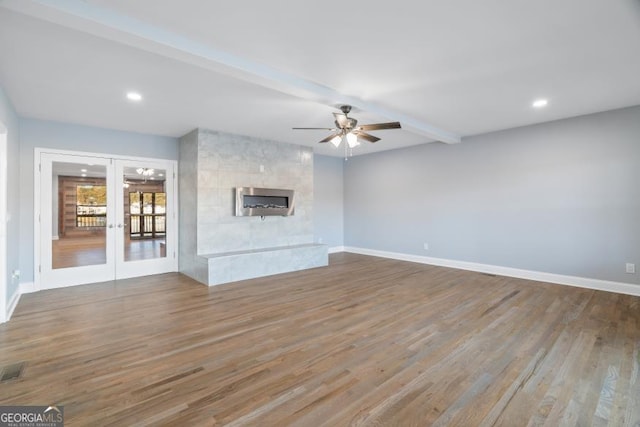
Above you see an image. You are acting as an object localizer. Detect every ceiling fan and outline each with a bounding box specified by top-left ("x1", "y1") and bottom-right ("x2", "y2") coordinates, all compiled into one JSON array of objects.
[{"x1": 293, "y1": 105, "x2": 401, "y2": 149}]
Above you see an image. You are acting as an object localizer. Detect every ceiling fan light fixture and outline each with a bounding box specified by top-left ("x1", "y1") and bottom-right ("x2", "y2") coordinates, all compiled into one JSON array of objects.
[
  {"x1": 346, "y1": 132, "x2": 359, "y2": 148},
  {"x1": 136, "y1": 167, "x2": 154, "y2": 176},
  {"x1": 292, "y1": 105, "x2": 401, "y2": 152}
]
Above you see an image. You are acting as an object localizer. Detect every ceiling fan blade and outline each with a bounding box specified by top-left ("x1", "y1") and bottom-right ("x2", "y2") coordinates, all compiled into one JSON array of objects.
[
  {"x1": 319, "y1": 133, "x2": 342, "y2": 143},
  {"x1": 354, "y1": 131, "x2": 381, "y2": 143},
  {"x1": 292, "y1": 127, "x2": 336, "y2": 130},
  {"x1": 357, "y1": 122, "x2": 402, "y2": 131},
  {"x1": 333, "y1": 112, "x2": 349, "y2": 129}
]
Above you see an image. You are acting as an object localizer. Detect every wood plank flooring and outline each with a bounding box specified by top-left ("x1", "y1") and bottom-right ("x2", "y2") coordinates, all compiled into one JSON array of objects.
[
  {"x1": 52, "y1": 236, "x2": 166, "y2": 269},
  {"x1": 1, "y1": 253, "x2": 639, "y2": 426}
]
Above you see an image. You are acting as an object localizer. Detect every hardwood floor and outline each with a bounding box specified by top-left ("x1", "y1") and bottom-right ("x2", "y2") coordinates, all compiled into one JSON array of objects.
[
  {"x1": 52, "y1": 236, "x2": 166, "y2": 269},
  {"x1": 1, "y1": 253, "x2": 639, "y2": 426}
]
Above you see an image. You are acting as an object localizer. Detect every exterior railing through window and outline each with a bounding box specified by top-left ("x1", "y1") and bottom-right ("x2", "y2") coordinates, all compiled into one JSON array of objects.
[{"x1": 129, "y1": 214, "x2": 166, "y2": 238}]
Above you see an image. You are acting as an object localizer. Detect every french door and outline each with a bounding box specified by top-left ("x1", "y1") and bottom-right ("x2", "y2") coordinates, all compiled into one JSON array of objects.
[{"x1": 37, "y1": 150, "x2": 177, "y2": 290}]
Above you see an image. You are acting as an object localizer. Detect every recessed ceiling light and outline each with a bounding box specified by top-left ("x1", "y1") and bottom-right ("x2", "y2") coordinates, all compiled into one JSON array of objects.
[
  {"x1": 81, "y1": 173, "x2": 87, "y2": 177},
  {"x1": 80, "y1": 169, "x2": 87, "y2": 173},
  {"x1": 532, "y1": 99, "x2": 548, "y2": 108},
  {"x1": 126, "y1": 92, "x2": 143, "y2": 102}
]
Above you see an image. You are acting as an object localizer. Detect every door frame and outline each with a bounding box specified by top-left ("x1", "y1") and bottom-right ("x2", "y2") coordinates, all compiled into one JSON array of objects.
[
  {"x1": 0, "y1": 123, "x2": 7, "y2": 322},
  {"x1": 34, "y1": 148, "x2": 179, "y2": 291}
]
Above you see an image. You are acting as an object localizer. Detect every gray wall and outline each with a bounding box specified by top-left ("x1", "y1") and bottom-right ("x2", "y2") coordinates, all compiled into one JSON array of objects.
[
  {"x1": 313, "y1": 154, "x2": 344, "y2": 249},
  {"x1": 344, "y1": 106, "x2": 640, "y2": 285},
  {"x1": 19, "y1": 118, "x2": 179, "y2": 283},
  {"x1": 178, "y1": 129, "x2": 200, "y2": 281},
  {"x1": 0, "y1": 87, "x2": 20, "y2": 304},
  {"x1": 10, "y1": 105, "x2": 640, "y2": 289}
]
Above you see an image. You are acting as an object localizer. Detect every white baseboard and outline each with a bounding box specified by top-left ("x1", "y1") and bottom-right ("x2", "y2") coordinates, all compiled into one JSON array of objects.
[
  {"x1": 52, "y1": 235, "x2": 59, "y2": 240},
  {"x1": 6, "y1": 287, "x2": 21, "y2": 321},
  {"x1": 20, "y1": 281, "x2": 36, "y2": 294},
  {"x1": 328, "y1": 245, "x2": 345, "y2": 254},
  {"x1": 343, "y1": 246, "x2": 640, "y2": 297},
  {"x1": 4, "y1": 282, "x2": 37, "y2": 322}
]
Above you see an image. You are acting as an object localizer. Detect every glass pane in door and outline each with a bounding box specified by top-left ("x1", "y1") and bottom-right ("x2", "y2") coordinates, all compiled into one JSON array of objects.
[
  {"x1": 123, "y1": 166, "x2": 167, "y2": 262},
  {"x1": 51, "y1": 161, "x2": 108, "y2": 269}
]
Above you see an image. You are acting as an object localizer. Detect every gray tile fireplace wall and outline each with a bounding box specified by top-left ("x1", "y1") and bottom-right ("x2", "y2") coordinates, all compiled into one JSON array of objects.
[{"x1": 179, "y1": 129, "x2": 327, "y2": 285}]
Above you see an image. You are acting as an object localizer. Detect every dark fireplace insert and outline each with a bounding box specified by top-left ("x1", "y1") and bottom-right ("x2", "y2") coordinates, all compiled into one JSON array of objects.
[{"x1": 234, "y1": 187, "x2": 295, "y2": 217}]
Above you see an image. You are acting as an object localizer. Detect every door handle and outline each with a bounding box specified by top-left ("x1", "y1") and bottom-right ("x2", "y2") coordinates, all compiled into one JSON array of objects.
[
  {"x1": 117, "y1": 224, "x2": 124, "y2": 228},
  {"x1": 108, "y1": 224, "x2": 114, "y2": 228}
]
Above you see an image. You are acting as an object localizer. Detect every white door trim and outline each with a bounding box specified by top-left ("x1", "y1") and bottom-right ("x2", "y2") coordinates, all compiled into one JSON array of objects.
[
  {"x1": 34, "y1": 147, "x2": 177, "y2": 163},
  {"x1": 0, "y1": 123, "x2": 7, "y2": 322}
]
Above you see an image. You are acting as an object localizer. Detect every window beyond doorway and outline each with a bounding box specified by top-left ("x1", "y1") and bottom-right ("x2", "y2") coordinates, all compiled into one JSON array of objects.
[
  {"x1": 128, "y1": 191, "x2": 166, "y2": 239},
  {"x1": 76, "y1": 184, "x2": 107, "y2": 227},
  {"x1": 58, "y1": 175, "x2": 107, "y2": 237}
]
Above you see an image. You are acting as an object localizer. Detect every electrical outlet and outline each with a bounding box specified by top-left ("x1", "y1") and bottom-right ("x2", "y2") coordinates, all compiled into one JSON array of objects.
[
  {"x1": 423, "y1": 243, "x2": 429, "y2": 250},
  {"x1": 626, "y1": 263, "x2": 635, "y2": 274}
]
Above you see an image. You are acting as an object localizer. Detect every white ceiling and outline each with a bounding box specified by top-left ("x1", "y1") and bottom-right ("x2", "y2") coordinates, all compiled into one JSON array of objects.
[{"x1": 1, "y1": 0, "x2": 639, "y2": 157}]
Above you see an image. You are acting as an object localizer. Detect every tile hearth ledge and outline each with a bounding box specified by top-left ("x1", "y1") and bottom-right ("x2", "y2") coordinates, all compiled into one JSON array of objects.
[{"x1": 198, "y1": 243, "x2": 328, "y2": 286}]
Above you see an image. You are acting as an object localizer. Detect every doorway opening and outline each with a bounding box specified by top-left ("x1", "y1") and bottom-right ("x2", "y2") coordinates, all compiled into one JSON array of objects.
[{"x1": 36, "y1": 149, "x2": 178, "y2": 290}]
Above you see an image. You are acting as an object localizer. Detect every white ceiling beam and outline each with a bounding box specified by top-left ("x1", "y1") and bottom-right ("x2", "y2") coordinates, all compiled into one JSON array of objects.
[{"x1": 1, "y1": 0, "x2": 462, "y2": 144}]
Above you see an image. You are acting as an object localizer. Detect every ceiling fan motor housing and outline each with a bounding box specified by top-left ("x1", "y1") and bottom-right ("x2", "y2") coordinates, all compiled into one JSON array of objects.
[{"x1": 336, "y1": 117, "x2": 358, "y2": 131}]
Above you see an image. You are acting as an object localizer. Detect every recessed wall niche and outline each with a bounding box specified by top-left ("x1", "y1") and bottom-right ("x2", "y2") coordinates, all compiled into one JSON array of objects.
[{"x1": 179, "y1": 129, "x2": 327, "y2": 285}]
